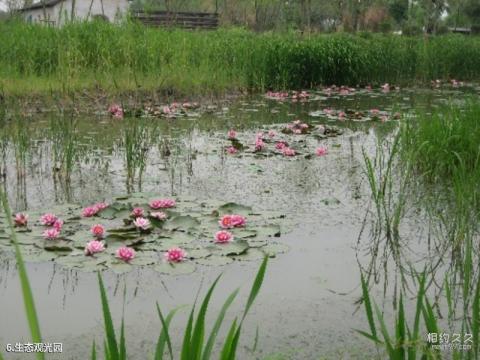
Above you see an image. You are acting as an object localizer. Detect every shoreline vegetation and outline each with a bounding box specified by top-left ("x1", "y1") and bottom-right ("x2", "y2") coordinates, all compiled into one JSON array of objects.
[{"x1": 1, "y1": 21, "x2": 480, "y2": 99}]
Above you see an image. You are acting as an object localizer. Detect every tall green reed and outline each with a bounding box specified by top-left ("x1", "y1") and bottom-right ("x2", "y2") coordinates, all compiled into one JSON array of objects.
[
  {"x1": 2, "y1": 21, "x2": 480, "y2": 95},
  {"x1": 0, "y1": 188, "x2": 44, "y2": 360},
  {"x1": 94, "y1": 257, "x2": 268, "y2": 359}
]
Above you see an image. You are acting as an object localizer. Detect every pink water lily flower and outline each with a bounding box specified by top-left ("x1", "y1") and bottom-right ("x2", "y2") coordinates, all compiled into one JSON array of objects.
[
  {"x1": 14, "y1": 213, "x2": 29, "y2": 227},
  {"x1": 215, "y1": 230, "x2": 233, "y2": 244},
  {"x1": 133, "y1": 217, "x2": 150, "y2": 230},
  {"x1": 53, "y1": 219, "x2": 64, "y2": 231},
  {"x1": 231, "y1": 214, "x2": 246, "y2": 227},
  {"x1": 82, "y1": 206, "x2": 98, "y2": 218},
  {"x1": 282, "y1": 147, "x2": 296, "y2": 156},
  {"x1": 91, "y1": 224, "x2": 105, "y2": 238},
  {"x1": 131, "y1": 207, "x2": 145, "y2": 218},
  {"x1": 162, "y1": 106, "x2": 171, "y2": 114},
  {"x1": 254, "y1": 138, "x2": 265, "y2": 151},
  {"x1": 116, "y1": 247, "x2": 136, "y2": 262},
  {"x1": 164, "y1": 247, "x2": 187, "y2": 262},
  {"x1": 227, "y1": 129, "x2": 237, "y2": 139},
  {"x1": 108, "y1": 104, "x2": 124, "y2": 119},
  {"x1": 275, "y1": 141, "x2": 287, "y2": 150},
  {"x1": 226, "y1": 146, "x2": 238, "y2": 154},
  {"x1": 268, "y1": 130, "x2": 276, "y2": 138},
  {"x1": 149, "y1": 198, "x2": 176, "y2": 209},
  {"x1": 370, "y1": 109, "x2": 380, "y2": 117},
  {"x1": 219, "y1": 214, "x2": 234, "y2": 228},
  {"x1": 220, "y1": 214, "x2": 246, "y2": 228},
  {"x1": 150, "y1": 212, "x2": 167, "y2": 220},
  {"x1": 40, "y1": 213, "x2": 57, "y2": 226},
  {"x1": 316, "y1": 146, "x2": 328, "y2": 156},
  {"x1": 94, "y1": 202, "x2": 109, "y2": 212},
  {"x1": 84, "y1": 240, "x2": 105, "y2": 256},
  {"x1": 43, "y1": 228, "x2": 60, "y2": 240}
]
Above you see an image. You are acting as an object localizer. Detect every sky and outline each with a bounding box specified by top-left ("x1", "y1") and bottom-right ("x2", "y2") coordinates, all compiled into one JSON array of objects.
[{"x1": 0, "y1": 1, "x2": 6, "y2": 12}]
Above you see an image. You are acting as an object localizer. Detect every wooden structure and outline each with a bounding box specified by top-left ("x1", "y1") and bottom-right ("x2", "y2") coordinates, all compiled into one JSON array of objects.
[
  {"x1": 448, "y1": 27, "x2": 472, "y2": 35},
  {"x1": 133, "y1": 11, "x2": 219, "y2": 30}
]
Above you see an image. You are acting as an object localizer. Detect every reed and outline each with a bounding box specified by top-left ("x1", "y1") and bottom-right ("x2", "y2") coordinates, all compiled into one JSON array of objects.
[{"x1": 2, "y1": 21, "x2": 480, "y2": 95}]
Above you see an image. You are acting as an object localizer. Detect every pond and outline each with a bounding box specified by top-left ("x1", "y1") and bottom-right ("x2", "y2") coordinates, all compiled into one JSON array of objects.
[{"x1": 1, "y1": 83, "x2": 479, "y2": 359}]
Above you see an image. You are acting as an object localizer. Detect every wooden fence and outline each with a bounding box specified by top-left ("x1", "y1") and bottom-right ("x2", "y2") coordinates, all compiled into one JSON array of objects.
[{"x1": 133, "y1": 11, "x2": 219, "y2": 30}]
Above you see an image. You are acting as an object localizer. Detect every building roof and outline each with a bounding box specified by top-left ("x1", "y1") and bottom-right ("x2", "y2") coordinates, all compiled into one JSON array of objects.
[{"x1": 20, "y1": 0, "x2": 64, "y2": 11}]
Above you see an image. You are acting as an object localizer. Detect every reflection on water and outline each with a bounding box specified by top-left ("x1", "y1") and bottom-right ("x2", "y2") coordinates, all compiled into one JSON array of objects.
[{"x1": 0, "y1": 85, "x2": 479, "y2": 358}]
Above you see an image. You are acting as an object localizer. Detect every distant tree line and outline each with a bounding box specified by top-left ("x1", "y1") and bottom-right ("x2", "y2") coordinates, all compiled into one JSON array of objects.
[
  {"x1": 3, "y1": 0, "x2": 480, "y2": 33},
  {"x1": 132, "y1": 0, "x2": 480, "y2": 33}
]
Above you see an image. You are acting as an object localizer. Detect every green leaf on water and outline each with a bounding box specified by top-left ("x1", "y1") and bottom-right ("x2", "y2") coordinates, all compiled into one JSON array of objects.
[{"x1": 218, "y1": 203, "x2": 252, "y2": 215}]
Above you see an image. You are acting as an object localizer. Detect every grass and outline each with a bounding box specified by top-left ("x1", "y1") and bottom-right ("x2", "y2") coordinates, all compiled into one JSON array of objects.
[
  {"x1": 2, "y1": 20, "x2": 480, "y2": 96},
  {"x1": 358, "y1": 101, "x2": 480, "y2": 359},
  {"x1": 0, "y1": 185, "x2": 268, "y2": 359},
  {"x1": 0, "y1": 188, "x2": 44, "y2": 360}
]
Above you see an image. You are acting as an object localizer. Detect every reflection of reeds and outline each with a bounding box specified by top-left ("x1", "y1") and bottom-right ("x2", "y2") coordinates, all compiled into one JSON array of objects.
[
  {"x1": 358, "y1": 268, "x2": 480, "y2": 359},
  {"x1": 359, "y1": 103, "x2": 480, "y2": 359},
  {"x1": 49, "y1": 115, "x2": 78, "y2": 176},
  {"x1": 359, "y1": 134, "x2": 411, "y2": 291},
  {"x1": 123, "y1": 119, "x2": 156, "y2": 193}
]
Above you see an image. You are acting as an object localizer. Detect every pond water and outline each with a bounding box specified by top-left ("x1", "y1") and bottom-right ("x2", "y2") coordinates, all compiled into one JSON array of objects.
[{"x1": 1, "y1": 84, "x2": 479, "y2": 359}]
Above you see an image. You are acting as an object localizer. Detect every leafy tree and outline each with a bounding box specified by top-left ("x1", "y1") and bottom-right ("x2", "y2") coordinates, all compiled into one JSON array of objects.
[{"x1": 389, "y1": 0, "x2": 408, "y2": 25}]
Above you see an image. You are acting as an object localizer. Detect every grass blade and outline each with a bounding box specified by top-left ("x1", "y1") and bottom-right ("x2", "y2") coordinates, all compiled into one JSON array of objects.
[
  {"x1": 374, "y1": 302, "x2": 398, "y2": 360},
  {"x1": 360, "y1": 272, "x2": 378, "y2": 340},
  {"x1": 97, "y1": 272, "x2": 119, "y2": 360},
  {"x1": 180, "y1": 305, "x2": 196, "y2": 360},
  {"x1": 472, "y1": 275, "x2": 480, "y2": 356},
  {"x1": 155, "y1": 303, "x2": 181, "y2": 360},
  {"x1": 395, "y1": 293, "x2": 405, "y2": 358},
  {"x1": 0, "y1": 189, "x2": 44, "y2": 360},
  {"x1": 220, "y1": 318, "x2": 238, "y2": 360},
  {"x1": 202, "y1": 288, "x2": 240, "y2": 360},
  {"x1": 119, "y1": 318, "x2": 126, "y2": 360},
  {"x1": 91, "y1": 340, "x2": 97, "y2": 360},
  {"x1": 242, "y1": 256, "x2": 268, "y2": 321},
  {"x1": 190, "y1": 275, "x2": 222, "y2": 359}
]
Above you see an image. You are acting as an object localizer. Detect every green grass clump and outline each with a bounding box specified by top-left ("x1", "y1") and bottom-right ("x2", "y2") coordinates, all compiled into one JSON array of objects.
[
  {"x1": 2, "y1": 20, "x2": 480, "y2": 96},
  {"x1": 399, "y1": 102, "x2": 480, "y2": 228}
]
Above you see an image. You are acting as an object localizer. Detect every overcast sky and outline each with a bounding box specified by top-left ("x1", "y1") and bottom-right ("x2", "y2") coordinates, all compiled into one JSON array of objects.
[{"x1": 0, "y1": 1, "x2": 6, "y2": 12}]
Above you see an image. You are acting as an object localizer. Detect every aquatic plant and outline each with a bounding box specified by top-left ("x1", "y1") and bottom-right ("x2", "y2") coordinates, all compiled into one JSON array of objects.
[
  {"x1": 0, "y1": 193, "x2": 287, "y2": 274},
  {"x1": 164, "y1": 247, "x2": 187, "y2": 263},
  {"x1": 359, "y1": 133, "x2": 415, "y2": 297},
  {"x1": 121, "y1": 119, "x2": 155, "y2": 193},
  {"x1": 2, "y1": 21, "x2": 480, "y2": 95},
  {"x1": 0, "y1": 188, "x2": 44, "y2": 360},
  {"x1": 357, "y1": 271, "x2": 439, "y2": 359}
]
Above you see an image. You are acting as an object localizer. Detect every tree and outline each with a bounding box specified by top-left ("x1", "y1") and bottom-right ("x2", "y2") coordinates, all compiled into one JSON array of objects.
[{"x1": 389, "y1": 0, "x2": 408, "y2": 25}]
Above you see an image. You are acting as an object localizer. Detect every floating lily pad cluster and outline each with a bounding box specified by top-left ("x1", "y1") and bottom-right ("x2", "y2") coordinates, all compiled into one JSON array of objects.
[
  {"x1": 109, "y1": 102, "x2": 202, "y2": 120},
  {"x1": 265, "y1": 90, "x2": 311, "y2": 102},
  {"x1": 309, "y1": 108, "x2": 401, "y2": 122},
  {"x1": 0, "y1": 194, "x2": 289, "y2": 275},
  {"x1": 225, "y1": 121, "x2": 342, "y2": 158}
]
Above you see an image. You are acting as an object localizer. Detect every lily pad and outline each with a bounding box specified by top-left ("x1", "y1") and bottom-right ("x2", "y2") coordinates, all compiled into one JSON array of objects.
[
  {"x1": 195, "y1": 255, "x2": 233, "y2": 266},
  {"x1": 164, "y1": 215, "x2": 200, "y2": 231},
  {"x1": 0, "y1": 193, "x2": 290, "y2": 273},
  {"x1": 207, "y1": 240, "x2": 249, "y2": 256},
  {"x1": 218, "y1": 203, "x2": 252, "y2": 215}
]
